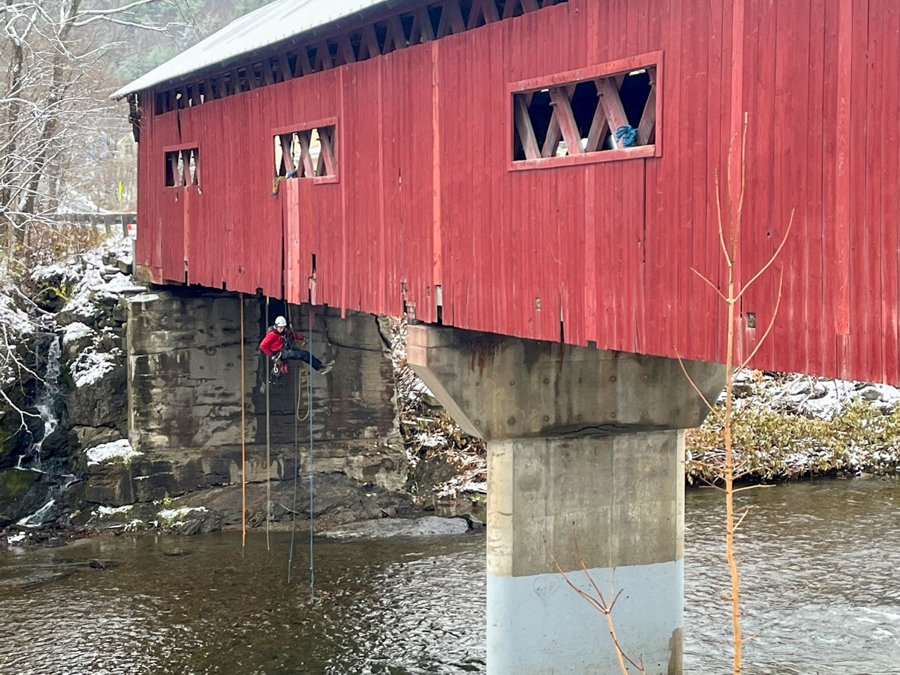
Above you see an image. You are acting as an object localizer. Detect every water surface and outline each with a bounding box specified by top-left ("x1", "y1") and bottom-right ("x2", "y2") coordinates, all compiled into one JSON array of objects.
[{"x1": 1, "y1": 478, "x2": 898, "y2": 674}]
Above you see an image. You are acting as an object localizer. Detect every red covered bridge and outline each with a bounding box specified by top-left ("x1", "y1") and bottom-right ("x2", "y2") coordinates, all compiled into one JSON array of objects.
[
  {"x1": 117, "y1": 0, "x2": 900, "y2": 385},
  {"x1": 116, "y1": 2, "x2": 900, "y2": 672}
]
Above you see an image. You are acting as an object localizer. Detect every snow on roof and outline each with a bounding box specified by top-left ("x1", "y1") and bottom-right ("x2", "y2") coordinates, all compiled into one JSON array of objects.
[{"x1": 112, "y1": 0, "x2": 390, "y2": 99}]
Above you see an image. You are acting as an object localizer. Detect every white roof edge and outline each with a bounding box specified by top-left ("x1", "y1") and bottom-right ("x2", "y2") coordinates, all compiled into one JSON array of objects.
[{"x1": 112, "y1": 0, "x2": 392, "y2": 99}]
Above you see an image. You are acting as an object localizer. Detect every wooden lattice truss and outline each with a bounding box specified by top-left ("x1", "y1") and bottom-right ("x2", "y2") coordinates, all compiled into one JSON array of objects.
[
  {"x1": 275, "y1": 125, "x2": 337, "y2": 179},
  {"x1": 155, "y1": 0, "x2": 566, "y2": 114},
  {"x1": 165, "y1": 147, "x2": 200, "y2": 187},
  {"x1": 514, "y1": 67, "x2": 657, "y2": 161}
]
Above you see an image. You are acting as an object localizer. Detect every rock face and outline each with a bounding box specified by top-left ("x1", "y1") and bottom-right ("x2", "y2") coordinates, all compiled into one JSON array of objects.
[{"x1": 78, "y1": 289, "x2": 410, "y2": 529}]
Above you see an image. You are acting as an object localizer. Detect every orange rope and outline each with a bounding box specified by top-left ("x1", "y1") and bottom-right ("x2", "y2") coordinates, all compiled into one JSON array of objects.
[{"x1": 240, "y1": 294, "x2": 247, "y2": 551}]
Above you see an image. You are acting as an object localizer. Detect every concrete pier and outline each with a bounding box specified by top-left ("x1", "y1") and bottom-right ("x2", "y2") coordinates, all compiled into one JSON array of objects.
[{"x1": 407, "y1": 326, "x2": 723, "y2": 675}]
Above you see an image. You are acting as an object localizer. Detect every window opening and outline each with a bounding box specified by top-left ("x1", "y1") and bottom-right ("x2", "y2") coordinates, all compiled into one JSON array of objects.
[
  {"x1": 165, "y1": 147, "x2": 200, "y2": 187},
  {"x1": 274, "y1": 124, "x2": 337, "y2": 179},
  {"x1": 512, "y1": 64, "x2": 657, "y2": 163}
]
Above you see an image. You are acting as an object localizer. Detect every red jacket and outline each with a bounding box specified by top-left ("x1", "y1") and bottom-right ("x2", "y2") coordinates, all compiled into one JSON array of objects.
[{"x1": 259, "y1": 328, "x2": 303, "y2": 356}]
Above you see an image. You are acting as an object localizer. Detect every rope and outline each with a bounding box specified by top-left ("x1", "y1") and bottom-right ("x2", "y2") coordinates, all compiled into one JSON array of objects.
[
  {"x1": 240, "y1": 293, "x2": 246, "y2": 552},
  {"x1": 287, "y1": 304, "x2": 304, "y2": 583},
  {"x1": 291, "y1": 305, "x2": 310, "y2": 422},
  {"x1": 295, "y1": 365, "x2": 310, "y2": 421},
  {"x1": 308, "y1": 303, "x2": 315, "y2": 600},
  {"x1": 287, "y1": 304, "x2": 315, "y2": 593},
  {"x1": 265, "y1": 296, "x2": 271, "y2": 552}
]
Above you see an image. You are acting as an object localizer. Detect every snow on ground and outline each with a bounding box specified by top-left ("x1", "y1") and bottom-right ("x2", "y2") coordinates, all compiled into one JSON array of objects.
[
  {"x1": 34, "y1": 234, "x2": 135, "y2": 323},
  {"x1": 0, "y1": 293, "x2": 32, "y2": 386},
  {"x1": 388, "y1": 316, "x2": 488, "y2": 499},
  {"x1": 86, "y1": 439, "x2": 141, "y2": 465},
  {"x1": 0, "y1": 285, "x2": 50, "y2": 387}
]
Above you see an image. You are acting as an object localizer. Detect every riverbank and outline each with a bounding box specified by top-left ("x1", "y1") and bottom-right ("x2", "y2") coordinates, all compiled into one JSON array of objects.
[{"x1": 687, "y1": 372, "x2": 900, "y2": 483}]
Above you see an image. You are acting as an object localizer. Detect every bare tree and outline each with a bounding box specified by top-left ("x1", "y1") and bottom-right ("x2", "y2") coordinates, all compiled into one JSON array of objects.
[
  {"x1": 0, "y1": 0, "x2": 173, "y2": 276},
  {"x1": 681, "y1": 115, "x2": 794, "y2": 674}
]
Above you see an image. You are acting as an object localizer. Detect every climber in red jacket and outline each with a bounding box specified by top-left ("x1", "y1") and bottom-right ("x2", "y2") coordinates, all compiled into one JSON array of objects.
[{"x1": 259, "y1": 316, "x2": 334, "y2": 377}]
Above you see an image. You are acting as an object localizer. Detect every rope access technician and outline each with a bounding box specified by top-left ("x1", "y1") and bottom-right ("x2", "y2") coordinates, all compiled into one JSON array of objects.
[{"x1": 259, "y1": 316, "x2": 334, "y2": 378}]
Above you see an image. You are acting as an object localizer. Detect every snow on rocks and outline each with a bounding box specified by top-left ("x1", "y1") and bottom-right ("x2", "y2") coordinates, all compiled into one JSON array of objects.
[
  {"x1": 0, "y1": 288, "x2": 43, "y2": 387},
  {"x1": 33, "y1": 236, "x2": 140, "y2": 389},
  {"x1": 0, "y1": 289, "x2": 38, "y2": 335},
  {"x1": 731, "y1": 371, "x2": 900, "y2": 420},
  {"x1": 61, "y1": 321, "x2": 94, "y2": 346},
  {"x1": 157, "y1": 506, "x2": 207, "y2": 521},
  {"x1": 86, "y1": 439, "x2": 141, "y2": 466},
  {"x1": 70, "y1": 347, "x2": 119, "y2": 388},
  {"x1": 95, "y1": 505, "x2": 133, "y2": 516},
  {"x1": 38, "y1": 235, "x2": 141, "y2": 326},
  {"x1": 96, "y1": 272, "x2": 146, "y2": 295},
  {"x1": 6, "y1": 532, "x2": 26, "y2": 546}
]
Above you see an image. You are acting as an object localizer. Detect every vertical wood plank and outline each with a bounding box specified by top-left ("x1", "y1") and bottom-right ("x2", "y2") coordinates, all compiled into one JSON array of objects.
[
  {"x1": 880, "y1": 0, "x2": 900, "y2": 383},
  {"x1": 834, "y1": 0, "x2": 853, "y2": 351},
  {"x1": 805, "y1": 0, "x2": 826, "y2": 376},
  {"x1": 864, "y1": 0, "x2": 883, "y2": 381}
]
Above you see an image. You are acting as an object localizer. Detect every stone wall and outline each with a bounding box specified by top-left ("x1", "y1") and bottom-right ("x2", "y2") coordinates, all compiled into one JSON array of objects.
[{"x1": 84, "y1": 288, "x2": 409, "y2": 527}]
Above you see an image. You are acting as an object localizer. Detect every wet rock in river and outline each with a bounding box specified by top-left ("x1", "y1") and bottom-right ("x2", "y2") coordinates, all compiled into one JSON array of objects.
[
  {"x1": 322, "y1": 515, "x2": 470, "y2": 540},
  {"x1": 88, "y1": 559, "x2": 118, "y2": 570}
]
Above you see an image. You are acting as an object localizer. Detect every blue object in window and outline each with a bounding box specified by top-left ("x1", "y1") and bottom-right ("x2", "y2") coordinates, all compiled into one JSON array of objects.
[{"x1": 615, "y1": 125, "x2": 637, "y2": 148}]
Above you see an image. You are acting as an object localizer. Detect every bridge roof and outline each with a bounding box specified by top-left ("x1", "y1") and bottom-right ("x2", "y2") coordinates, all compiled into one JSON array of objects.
[{"x1": 112, "y1": 0, "x2": 390, "y2": 99}]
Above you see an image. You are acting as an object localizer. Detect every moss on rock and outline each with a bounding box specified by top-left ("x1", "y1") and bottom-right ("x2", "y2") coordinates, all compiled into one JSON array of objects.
[{"x1": 0, "y1": 468, "x2": 38, "y2": 501}]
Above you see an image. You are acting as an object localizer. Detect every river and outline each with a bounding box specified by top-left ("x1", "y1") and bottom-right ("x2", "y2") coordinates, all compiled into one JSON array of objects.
[{"x1": 1, "y1": 478, "x2": 898, "y2": 674}]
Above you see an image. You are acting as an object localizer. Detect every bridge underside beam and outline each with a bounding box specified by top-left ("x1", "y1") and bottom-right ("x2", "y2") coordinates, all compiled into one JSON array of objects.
[{"x1": 407, "y1": 326, "x2": 724, "y2": 675}]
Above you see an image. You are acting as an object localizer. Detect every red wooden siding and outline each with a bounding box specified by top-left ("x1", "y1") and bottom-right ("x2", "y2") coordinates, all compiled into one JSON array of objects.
[{"x1": 135, "y1": 0, "x2": 900, "y2": 385}]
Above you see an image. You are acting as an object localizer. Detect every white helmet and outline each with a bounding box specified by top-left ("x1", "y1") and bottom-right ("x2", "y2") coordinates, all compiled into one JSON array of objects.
[{"x1": 274, "y1": 316, "x2": 287, "y2": 327}]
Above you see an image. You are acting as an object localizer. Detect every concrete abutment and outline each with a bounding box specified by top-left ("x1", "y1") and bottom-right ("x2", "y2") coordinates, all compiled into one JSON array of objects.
[
  {"x1": 106, "y1": 289, "x2": 410, "y2": 525},
  {"x1": 407, "y1": 325, "x2": 724, "y2": 675}
]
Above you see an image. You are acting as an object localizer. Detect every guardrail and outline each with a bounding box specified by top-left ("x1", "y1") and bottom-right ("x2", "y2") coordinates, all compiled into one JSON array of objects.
[{"x1": 61, "y1": 213, "x2": 137, "y2": 239}]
